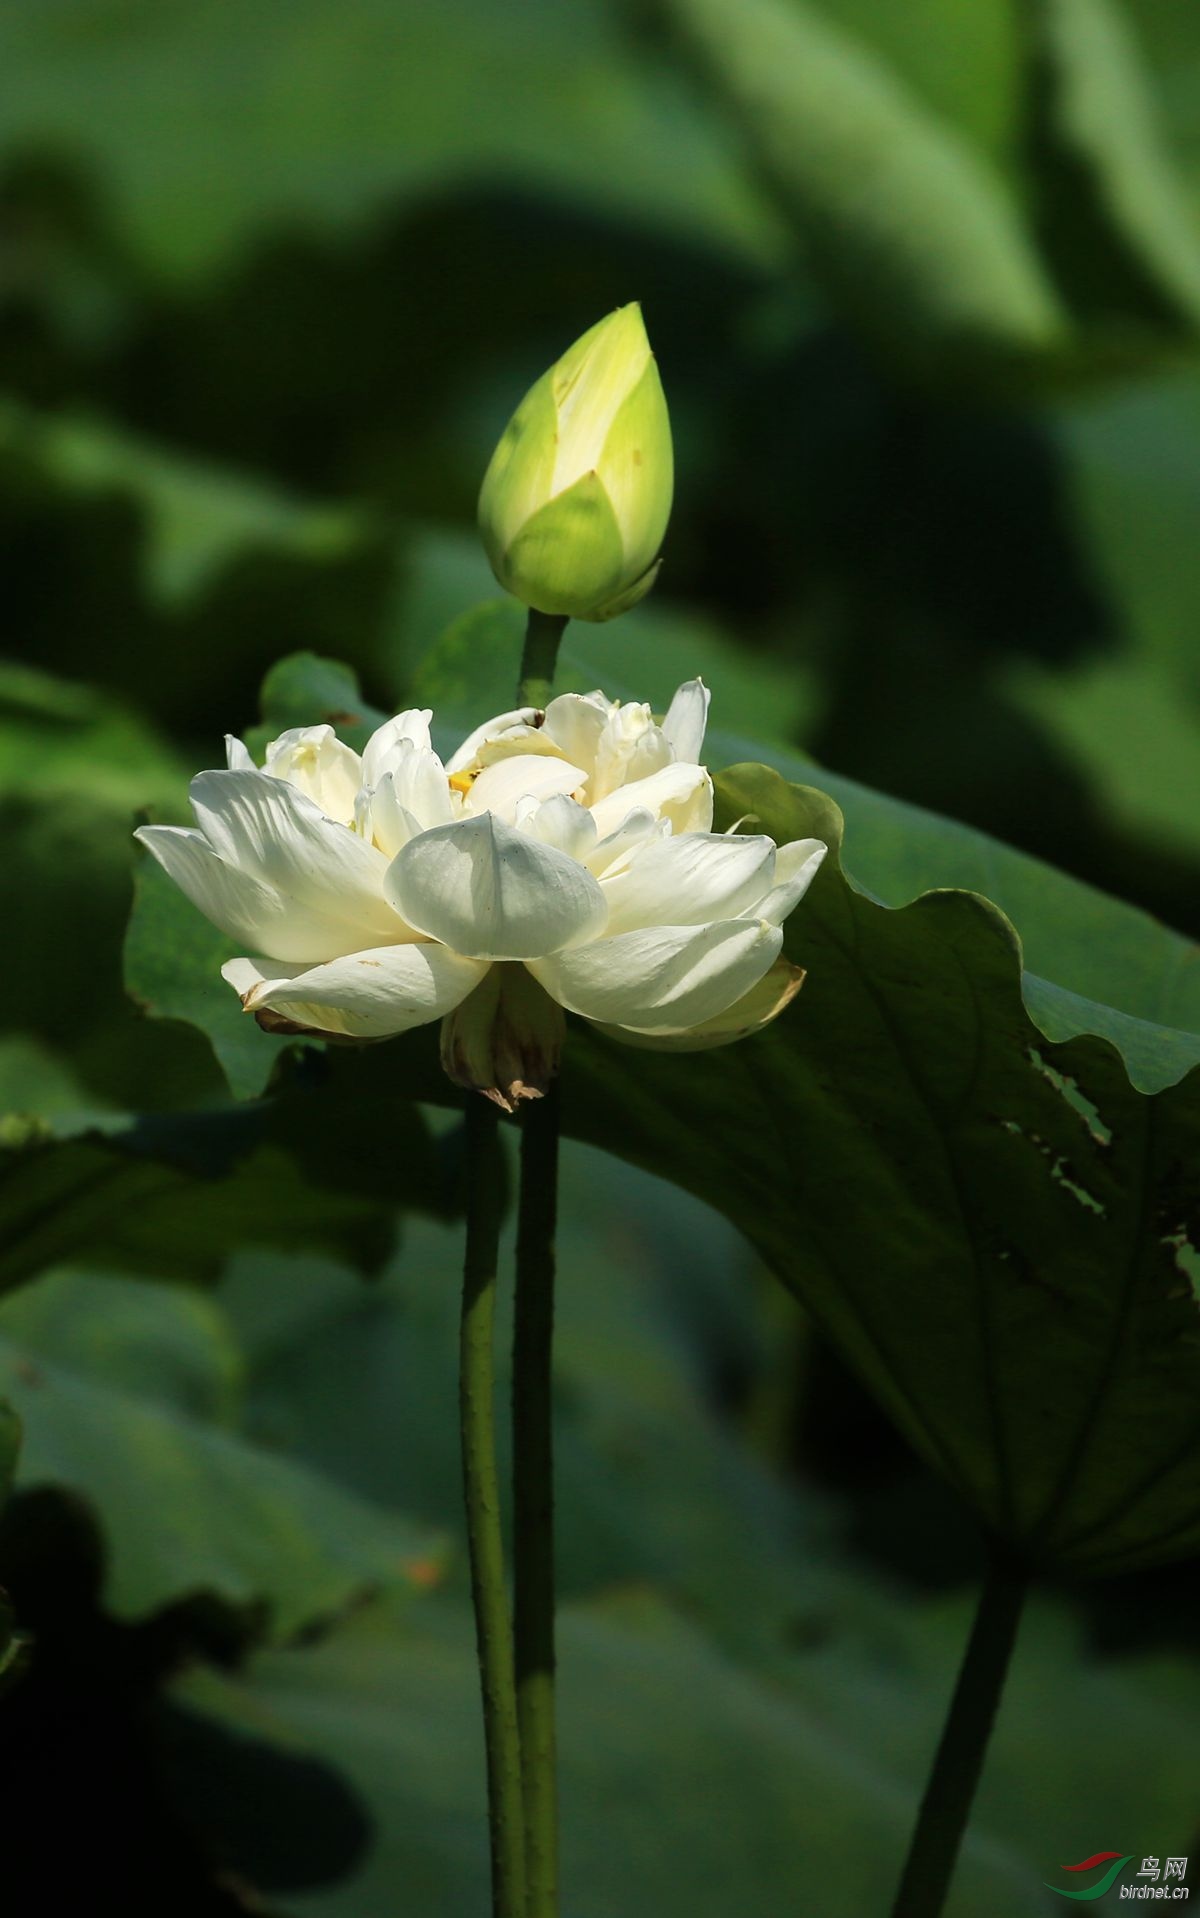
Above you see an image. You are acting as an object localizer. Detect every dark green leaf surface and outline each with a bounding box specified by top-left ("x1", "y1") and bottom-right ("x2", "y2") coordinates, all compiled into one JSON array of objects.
[
  {"x1": 0, "y1": 1271, "x2": 440, "y2": 1632},
  {"x1": 563, "y1": 768, "x2": 1200, "y2": 1576},
  {"x1": 0, "y1": 1060, "x2": 452, "y2": 1289},
  {"x1": 176, "y1": 1589, "x2": 1034, "y2": 1917}
]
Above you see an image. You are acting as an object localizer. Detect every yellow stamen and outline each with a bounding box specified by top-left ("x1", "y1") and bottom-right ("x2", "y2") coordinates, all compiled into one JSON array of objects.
[{"x1": 448, "y1": 771, "x2": 476, "y2": 795}]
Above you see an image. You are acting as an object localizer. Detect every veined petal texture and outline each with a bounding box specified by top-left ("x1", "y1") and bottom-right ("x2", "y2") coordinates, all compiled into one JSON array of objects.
[
  {"x1": 386, "y1": 812, "x2": 609, "y2": 962},
  {"x1": 529, "y1": 917, "x2": 782, "y2": 1030}
]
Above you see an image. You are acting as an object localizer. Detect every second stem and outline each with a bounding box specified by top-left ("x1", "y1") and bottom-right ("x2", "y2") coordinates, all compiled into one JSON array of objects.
[{"x1": 513, "y1": 1037, "x2": 562, "y2": 1914}]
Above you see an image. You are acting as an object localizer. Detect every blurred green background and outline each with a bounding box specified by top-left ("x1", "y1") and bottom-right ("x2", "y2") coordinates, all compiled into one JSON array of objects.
[{"x1": 1, "y1": 0, "x2": 1199, "y2": 1911}]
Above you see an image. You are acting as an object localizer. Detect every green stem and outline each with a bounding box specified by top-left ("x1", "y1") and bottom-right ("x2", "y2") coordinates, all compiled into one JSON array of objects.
[
  {"x1": 890, "y1": 1545, "x2": 1029, "y2": 1918},
  {"x1": 513, "y1": 1081, "x2": 561, "y2": 1917},
  {"x1": 518, "y1": 610, "x2": 568, "y2": 711},
  {"x1": 460, "y1": 1096, "x2": 527, "y2": 1918}
]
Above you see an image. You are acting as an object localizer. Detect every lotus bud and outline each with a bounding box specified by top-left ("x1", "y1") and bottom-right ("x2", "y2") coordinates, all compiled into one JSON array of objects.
[{"x1": 478, "y1": 303, "x2": 673, "y2": 623}]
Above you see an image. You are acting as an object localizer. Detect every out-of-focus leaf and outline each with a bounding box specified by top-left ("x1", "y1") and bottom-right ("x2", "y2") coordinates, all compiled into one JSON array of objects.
[
  {"x1": 658, "y1": 0, "x2": 1066, "y2": 377},
  {"x1": 562, "y1": 768, "x2": 1200, "y2": 1578},
  {"x1": 0, "y1": 400, "x2": 375, "y2": 605},
  {"x1": 0, "y1": 1401, "x2": 18, "y2": 1513},
  {"x1": 1026, "y1": 0, "x2": 1200, "y2": 338},
  {"x1": 247, "y1": 651, "x2": 391, "y2": 762},
  {"x1": 0, "y1": 0, "x2": 780, "y2": 281},
  {"x1": 0, "y1": 663, "x2": 222, "y2": 1108},
  {"x1": 175, "y1": 1589, "x2": 1033, "y2": 1917},
  {"x1": 0, "y1": 403, "x2": 394, "y2": 731},
  {"x1": 0, "y1": 1271, "x2": 441, "y2": 1633},
  {"x1": 124, "y1": 854, "x2": 281, "y2": 1102},
  {"x1": 812, "y1": 0, "x2": 1022, "y2": 161},
  {"x1": 222, "y1": 1143, "x2": 827, "y2": 1659},
  {"x1": 0, "y1": 1077, "x2": 451, "y2": 1290}
]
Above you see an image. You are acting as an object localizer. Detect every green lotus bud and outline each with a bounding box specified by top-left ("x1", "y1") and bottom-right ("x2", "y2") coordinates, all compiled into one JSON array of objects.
[{"x1": 478, "y1": 303, "x2": 673, "y2": 623}]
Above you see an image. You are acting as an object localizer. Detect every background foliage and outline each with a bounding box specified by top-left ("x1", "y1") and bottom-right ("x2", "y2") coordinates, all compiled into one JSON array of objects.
[{"x1": 2, "y1": 0, "x2": 1199, "y2": 1910}]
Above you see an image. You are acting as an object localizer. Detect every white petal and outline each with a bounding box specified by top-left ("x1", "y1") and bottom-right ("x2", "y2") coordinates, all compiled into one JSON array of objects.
[
  {"x1": 583, "y1": 806, "x2": 666, "y2": 879},
  {"x1": 589, "y1": 703, "x2": 673, "y2": 802},
  {"x1": 661, "y1": 678, "x2": 710, "y2": 764},
  {"x1": 386, "y1": 813, "x2": 608, "y2": 962},
  {"x1": 366, "y1": 779, "x2": 428, "y2": 862},
  {"x1": 588, "y1": 763, "x2": 714, "y2": 840},
  {"x1": 189, "y1": 770, "x2": 404, "y2": 948},
  {"x1": 519, "y1": 793, "x2": 598, "y2": 861},
  {"x1": 263, "y1": 725, "x2": 362, "y2": 826},
  {"x1": 446, "y1": 706, "x2": 539, "y2": 775},
  {"x1": 221, "y1": 944, "x2": 486, "y2": 1040},
  {"x1": 529, "y1": 917, "x2": 782, "y2": 1030},
  {"x1": 225, "y1": 735, "x2": 256, "y2": 771},
  {"x1": 464, "y1": 753, "x2": 587, "y2": 825},
  {"x1": 540, "y1": 691, "x2": 614, "y2": 772},
  {"x1": 751, "y1": 838, "x2": 828, "y2": 926},
  {"x1": 361, "y1": 709, "x2": 434, "y2": 787},
  {"x1": 600, "y1": 831, "x2": 777, "y2": 937},
  {"x1": 379, "y1": 741, "x2": 456, "y2": 832},
  {"x1": 595, "y1": 956, "x2": 805, "y2": 1049},
  {"x1": 135, "y1": 825, "x2": 368, "y2": 963}
]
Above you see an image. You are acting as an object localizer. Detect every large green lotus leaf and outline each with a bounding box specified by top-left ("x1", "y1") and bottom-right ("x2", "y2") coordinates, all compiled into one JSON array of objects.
[
  {"x1": 0, "y1": 1271, "x2": 440, "y2": 1633},
  {"x1": 558, "y1": 767, "x2": 1200, "y2": 1578},
  {"x1": 657, "y1": 0, "x2": 1066, "y2": 378},
  {"x1": 0, "y1": 1073, "x2": 450, "y2": 1289},
  {"x1": 175, "y1": 1589, "x2": 1034, "y2": 1918}
]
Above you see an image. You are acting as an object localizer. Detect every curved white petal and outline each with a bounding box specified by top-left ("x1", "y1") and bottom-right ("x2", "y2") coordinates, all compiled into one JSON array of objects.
[
  {"x1": 263, "y1": 725, "x2": 362, "y2": 826},
  {"x1": 751, "y1": 838, "x2": 828, "y2": 926},
  {"x1": 386, "y1": 812, "x2": 608, "y2": 961},
  {"x1": 600, "y1": 831, "x2": 777, "y2": 937},
  {"x1": 189, "y1": 770, "x2": 404, "y2": 947},
  {"x1": 528, "y1": 917, "x2": 782, "y2": 1030},
  {"x1": 595, "y1": 955, "x2": 805, "y2": 1049},
  {"x1": 221, "y1": 943, "x2": 486, "y2": 1040},
  {"x1": 361, "y1": 709, "x2": 434, "y2": 787},
  {"x1": 377, "y1": 741, "x2": 456, "y2": 833},
  {"x1": 464, "y1": 753, "x2": 587, "y2": 824},
  {"x1": 446, "y1": 706, "x2": 539, "y2": 775},
  {"x1": 582, "y1": 806, "x2": 666, "y2": 879},
  {"x1": 587, "y1": 763, "x2": 713, "y2": 840},
  {"x1": 519, "y1": 793, "x2": 598, "y2": 862},
  {"x1": 225, "y1": 735, "x2": 256, "y2": 771},
  {"x1": 366, "y1": 779, "x2": 428, "y2": 862},
  {"x1": 135, "y1": 825, "x2": 376, "y2": 963},
  {"x1": 540, "y1": 691, "x2": 614, "y2": 772},
  {"x1": 661, "y1": 678, "x2": 710, "y2": 764},
  {"x1": 589, "y1": 703, "x2": 673, "y2": 802}
]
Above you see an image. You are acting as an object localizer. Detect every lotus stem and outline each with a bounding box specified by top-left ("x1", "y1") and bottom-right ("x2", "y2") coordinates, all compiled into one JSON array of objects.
[
  {"x1": 460, "y1": 1094, "x2": 527, "y2": 1918},
  {"x1": 513, "y1": 1080, "x2": 562, "y2": 1916},
  {"x1": 889, "y1": 1543, "x2": 1029, "y2": 1918},
  {"x1": 518, "y1": 610, "x2": 568, "y2": 711}
]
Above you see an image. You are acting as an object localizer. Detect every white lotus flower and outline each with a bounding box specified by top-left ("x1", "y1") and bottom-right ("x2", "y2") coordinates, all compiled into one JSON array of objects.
[{"x1": 135, "y1": 680, "x2": 827, "y2": 1107}]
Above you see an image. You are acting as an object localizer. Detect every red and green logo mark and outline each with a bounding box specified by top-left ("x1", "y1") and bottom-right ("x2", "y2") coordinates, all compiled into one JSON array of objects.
[{"x1": 1045, "y1": 1854, "x2": 1134, "y2": 1900}]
